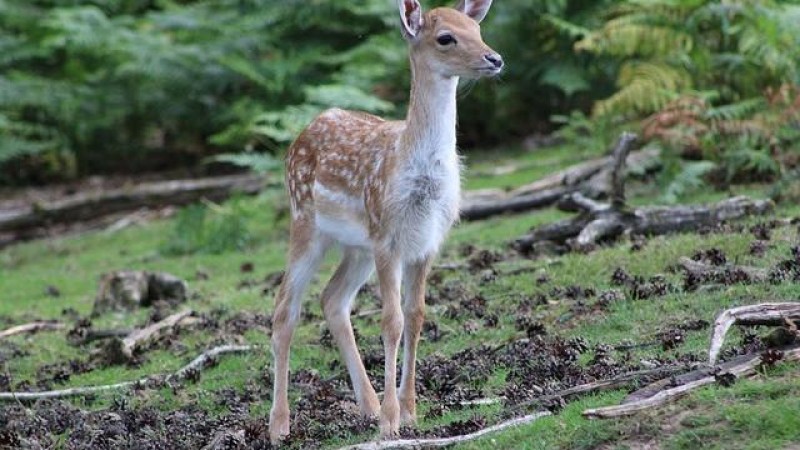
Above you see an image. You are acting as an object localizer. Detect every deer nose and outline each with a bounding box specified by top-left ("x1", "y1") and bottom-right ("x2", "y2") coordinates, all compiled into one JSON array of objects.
[{"x1": 484, "y1": 53, "x2": 503, "y2": 69}]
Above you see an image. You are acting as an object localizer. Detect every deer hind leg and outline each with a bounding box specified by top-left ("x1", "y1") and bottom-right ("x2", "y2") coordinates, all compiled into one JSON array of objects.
[
  {"x1": 398, "y1": 256, "x2": 431, "y2": 426},
  {"x1": 320, "y1": 248, "x2": 380, "y2": 417},
  {"x1": 375, "y1": 251, "x2": 404, "y2": 437},
  {"x1": 269, "y1": 221, "x2": 329, "y2": 444}
]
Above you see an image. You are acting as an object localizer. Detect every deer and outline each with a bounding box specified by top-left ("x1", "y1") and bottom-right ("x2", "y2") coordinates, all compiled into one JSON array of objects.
[{"x1": 269, "y1": 0, "x2": 502, "y2": 443}]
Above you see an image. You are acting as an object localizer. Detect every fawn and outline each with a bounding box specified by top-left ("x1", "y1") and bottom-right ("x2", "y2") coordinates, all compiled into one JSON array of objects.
[{"x1": 269, "y1": 0, "x2": 502, "y2": 442}]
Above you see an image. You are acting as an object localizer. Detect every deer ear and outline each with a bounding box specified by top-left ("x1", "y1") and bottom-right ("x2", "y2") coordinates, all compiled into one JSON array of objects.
[
  {"x1": 454, "y1": 0, "x2": 493, "y2": 23},
  {"x1": 398, "y1": 0, "x2": 423, "y2": 39}
]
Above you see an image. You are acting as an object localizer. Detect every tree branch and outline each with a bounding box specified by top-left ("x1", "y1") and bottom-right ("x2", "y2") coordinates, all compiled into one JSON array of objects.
[
  {"x1": 0, "y1": 344, "x2": 253, "y2": 402},
  {"x1": 336, "y1": 411, "x2": 552, "y2": 450},
  {"x1": 0, "y1": 321, "x2": 64, "y2": 340}
]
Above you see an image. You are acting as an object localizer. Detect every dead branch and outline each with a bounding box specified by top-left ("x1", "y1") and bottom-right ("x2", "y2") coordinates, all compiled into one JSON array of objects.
[
  {"x1": 336, "y1": 411, "x2": 551, "y2": 450},
  {"x1": 0, "y1": 321, "x2": 65, "y2": 340},
  {"x1": 679, "y1": 257, "x2": 769, "y2": 284},
  {"x1": 459, "y1": 141, "x2": 660, "y2": 221},
  {"x1": 709, "y1": 303, "x2": 800, "y2": 365},
  {"x1": 0, "y1": 174, "x2": 266, "y2": 247},
  {"x1": 102, "y1": 310, "x2": 199, "y2": 364},
  {"x1": 515, "y1": 194, "x2": 774, "y2": 254},
  {"x1": 0, "y1": 344, "x2": 253, "y2": 402},
  {"x1": 460, "y1": 187, "x2": 572, "y2": 221},
  {"x1": 583, "y1": 346, "x2": 800, "y2": 419},
  {"x1": 512, "y1": 132, "x2": 776, "y2": 253}
]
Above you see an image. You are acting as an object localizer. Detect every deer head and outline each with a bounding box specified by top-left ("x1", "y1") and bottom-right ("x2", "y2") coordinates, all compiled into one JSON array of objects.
[{"x1": 398, "y1": 0, "x2": 503, "y2": 79}]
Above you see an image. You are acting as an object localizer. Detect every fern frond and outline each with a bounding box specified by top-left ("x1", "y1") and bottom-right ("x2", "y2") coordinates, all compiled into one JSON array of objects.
[
  {"x1": 593, "y1": 62, "x2": 691, "y2": 117},
  {"x1": 661, "y1": 160, "x2": 716, "y2": 204}
]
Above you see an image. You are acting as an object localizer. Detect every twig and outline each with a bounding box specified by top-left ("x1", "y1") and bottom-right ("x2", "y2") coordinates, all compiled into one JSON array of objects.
[
  {"x1": 609, "y1": 132, "x2": 637, "y2": 208},
  {"x1": 103, "y1": 310, "x2": 198, "y2": 364},
  {"x1": 336, "y1": 411, "x2": 551, "y2": 450},
  {"x1": 0, "y1": 344, "x2": 253, "y2": 402},
  {"x1": 0, "y1": 321, "x2": 65, "y2": 340},
  {"x1": 583, "y1": 346, "x2": 800, "y2": 419},
  {"x1": 708, "y1": 302, "x2": 800, "y2": 364}
]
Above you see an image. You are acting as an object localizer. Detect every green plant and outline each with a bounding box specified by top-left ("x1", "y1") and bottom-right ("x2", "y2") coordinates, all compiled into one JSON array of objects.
[
  {"x1": 160, "y1": 196, "x2": 253, "y2": 255},
  {"x1": 578, "y1": 0, "x2": 800, "y2": 119}
]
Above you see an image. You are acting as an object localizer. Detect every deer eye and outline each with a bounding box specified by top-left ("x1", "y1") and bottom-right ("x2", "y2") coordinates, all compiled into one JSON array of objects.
[{"x1": 436, "y1": 34, "x2": 456, "y2": 46}]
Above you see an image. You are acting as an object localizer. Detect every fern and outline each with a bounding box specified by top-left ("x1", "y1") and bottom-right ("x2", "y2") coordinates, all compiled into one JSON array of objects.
[
  {"x1": 661, "y1": 160, "x2": 716, "y2": 204},
  {"x1": 209, "y1": 152, "x2": 283, "y2": 176}
]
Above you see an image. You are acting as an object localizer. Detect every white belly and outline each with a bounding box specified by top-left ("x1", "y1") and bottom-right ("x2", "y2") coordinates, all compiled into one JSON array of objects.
[
  {"x1": 316, "y1": 213, "x2": 372, "y2": 248},
  {"x1": 313, "y1": 182, "x2": 372, "y2": 249}
]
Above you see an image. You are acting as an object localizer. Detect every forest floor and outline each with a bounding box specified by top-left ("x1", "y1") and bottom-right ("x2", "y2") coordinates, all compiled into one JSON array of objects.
[{"x1": 1, "y1": 143, "x2": 799, "y2": 449}]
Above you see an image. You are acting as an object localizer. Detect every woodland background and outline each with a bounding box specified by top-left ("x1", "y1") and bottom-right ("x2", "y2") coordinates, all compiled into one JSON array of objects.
[{"x1": 1, "y1": 0, "x2": 799, "y2": 199}]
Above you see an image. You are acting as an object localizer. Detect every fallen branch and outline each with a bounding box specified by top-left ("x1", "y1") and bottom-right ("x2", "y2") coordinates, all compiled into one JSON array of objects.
[
  {"x1": 583, "y1": 346, "x2": 800, "y2": 419},
  {"x1": 0, "y1": 174, "x2": 266, "y2": 247},
  {"x1": 678, "y1": 257, "x2": 769, "y2": 285},
  {"x1": 0, "y1": 321, "x2": 64, "y2": 340},
  {"x1": 0, "y1": 344, "x2": 253, "y2": 402},
  {"x1": 337, "y1": 411, "x2": 551, "y2": 450},
  {"x1": 512, "y1": 133, "x2": 776, "y2": 253},
  {"x1": 709, "y1": 303, "x2": 800, "y2": 365},
  {"x1": 102, "y1": 310, "x2": 199, "y2": 364},
  {"x1": 459, "y1": 143, "x2": 660, "y2": 221}
]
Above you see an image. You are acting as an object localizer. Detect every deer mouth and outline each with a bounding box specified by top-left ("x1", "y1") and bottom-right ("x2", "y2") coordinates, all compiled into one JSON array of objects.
[{"x1": 475, "y1": 65, "x2": 502, "y2": 77}]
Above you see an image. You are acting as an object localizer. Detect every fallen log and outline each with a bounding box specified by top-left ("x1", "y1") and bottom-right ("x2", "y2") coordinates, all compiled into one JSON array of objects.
[
  {"x1": 102, "y1": 310, "x2": 199, "y2": 364},
  {"x1": 459, "y1": 144, "x2": 661, "y2": 221},
  {"x1": 0, "y1": 174, "x2": 265, "y2": 246},
  {"x1": 0, "y1": 344, "x2": 253, "y2": 402},
  {"x1": 0, "y1": 321, "x2": 64, "y2": 340},
  {"x1": 513, "y1": 134, "x2": 774, "y2": 253},
  {"x1": 336, "y1": 411, "x2": 552, "y2": 450}
]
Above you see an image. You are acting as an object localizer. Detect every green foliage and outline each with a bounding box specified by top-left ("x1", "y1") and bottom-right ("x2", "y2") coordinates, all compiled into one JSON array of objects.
[
  {"x1": 208, "y1": 152, "x2": 283, "y2": 177},
  {"x1": 0, "y1": 0, "x2": 398, "y2": 183},
  {"x1": 160, "y1": 196, "x2": 253, "y2": 255},
  {"x1": 660, "y1": 160, "x2": 717, "y2": 204},
  {"x1": 550, "y1": 111, "x2": 617, "y2": 156},
  {"x1": 578, "y1": 0, "x2": 800, "y2": 118}
]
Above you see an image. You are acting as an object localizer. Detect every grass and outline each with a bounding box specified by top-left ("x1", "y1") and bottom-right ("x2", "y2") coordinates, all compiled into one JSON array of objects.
[{"x1": 2, "y1": 145, "x2": 799, "y2": 449}]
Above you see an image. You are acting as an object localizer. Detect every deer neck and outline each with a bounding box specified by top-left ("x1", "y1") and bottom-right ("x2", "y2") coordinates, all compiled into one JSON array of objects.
[{"x1": 400, "y1": 55, "x2": 459, "y2": 162}]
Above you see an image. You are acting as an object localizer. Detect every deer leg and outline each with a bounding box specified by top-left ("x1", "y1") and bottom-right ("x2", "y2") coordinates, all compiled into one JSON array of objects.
[
  {"x1": 375, "y1": 252, "x2": 403, "y2": 437},
  {"x1": 321, "y1": 248, "x2": 380, "y2": 417},
  {"x1": 398, "y1": 256, "x2": 431, "y2": 425},
  {"x1": 269, "y1": 224, "x2": 328, "y2": 444}
]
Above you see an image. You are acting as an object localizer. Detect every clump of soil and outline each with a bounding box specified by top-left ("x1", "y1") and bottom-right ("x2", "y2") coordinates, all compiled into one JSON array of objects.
[
  {"x1": 611, "y1": 268, "x2": 672, "y2": 300},
  {"x1": 0, "y1": 398, "x2": 277, "y2": 450},
  {"x1": 691, "y1": 248, "x2": 727, "y2": 266}
]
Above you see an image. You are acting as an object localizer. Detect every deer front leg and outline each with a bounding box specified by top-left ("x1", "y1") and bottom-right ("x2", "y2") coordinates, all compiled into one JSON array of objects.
[
  {"x1": 398, "y1": 256, "x2": 431, "y2": 426},
  {"x1": 375, "y1": 252, "x2": 403, "y2": 437}
]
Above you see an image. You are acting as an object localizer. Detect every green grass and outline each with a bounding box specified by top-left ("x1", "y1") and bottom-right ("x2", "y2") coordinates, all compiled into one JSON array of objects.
[{"x1": 2, "y1": 148, "x2": 799, "y2": 449}]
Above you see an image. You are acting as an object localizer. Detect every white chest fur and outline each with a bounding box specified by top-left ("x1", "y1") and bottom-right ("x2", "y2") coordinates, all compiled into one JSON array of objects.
[{"x1": 383, "y1": 147, "x2": 461, "y2": 261}]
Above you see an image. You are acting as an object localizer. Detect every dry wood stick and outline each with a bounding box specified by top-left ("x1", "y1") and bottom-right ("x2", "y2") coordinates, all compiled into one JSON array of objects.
[
  {"x1": 583, "y1": 346, "x2": 800, "y2": 419},
  {"x1": 103, "y1": 310, "x2": 197, "y2": 364},
  {"x1": 0, "y1": 344, "x2": 253, "y2": 402},
  {"x1": 709, "y1": 302, "x2": 800, "y2": 364},
  {"x1": 337, "y1": 411, "x2": 552, "y2": 450},
  {"x1": 0, "y1": 321, "x2": 64, "y2": 340}
]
